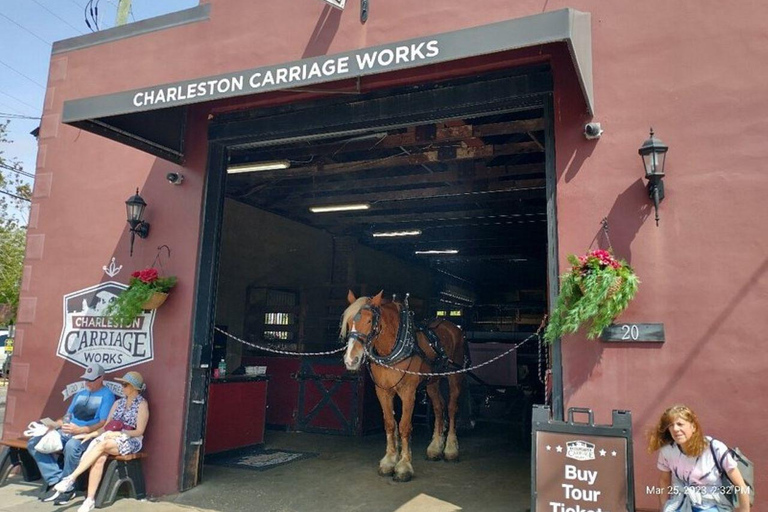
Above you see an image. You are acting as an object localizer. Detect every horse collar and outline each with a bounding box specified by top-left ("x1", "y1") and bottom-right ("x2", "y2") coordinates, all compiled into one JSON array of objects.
[{"x1": 367, "y1": 305, "x2": 417, "y2": 366}]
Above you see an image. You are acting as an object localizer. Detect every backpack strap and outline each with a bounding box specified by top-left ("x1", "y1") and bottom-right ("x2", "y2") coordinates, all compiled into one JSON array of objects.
[{"x1": 708, "y1": 438, "x2": 732, "y2": 479}]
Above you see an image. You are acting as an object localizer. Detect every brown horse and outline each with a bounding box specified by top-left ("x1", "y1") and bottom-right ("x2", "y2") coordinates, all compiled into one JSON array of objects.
[{"x1": 341, "y1": 290, "x2": 465, "y2": 482}]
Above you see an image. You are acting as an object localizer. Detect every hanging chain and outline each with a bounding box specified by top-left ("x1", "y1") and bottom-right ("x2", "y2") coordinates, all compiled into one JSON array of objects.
[
  {"x1": 367, "y1": 331, "x2": 539, "y2": 377},
  {"x1": 601, "y1": 217, "x2": 613, "y2": 251},
  {"x1": 214, "y1": 326, "x2": 346, "y2": 356},
  {"x1": 151, "y1": 245, "x2": 171, "y2": 273}
]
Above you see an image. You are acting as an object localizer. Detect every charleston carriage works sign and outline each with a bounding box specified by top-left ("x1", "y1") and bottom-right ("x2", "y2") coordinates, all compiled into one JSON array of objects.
[
  {"x1": 57, "y1": 281, "x2": 155, "y2": 372},
  {"x1": 61, "y1": 8, "x2": 593, "y2": 123}
]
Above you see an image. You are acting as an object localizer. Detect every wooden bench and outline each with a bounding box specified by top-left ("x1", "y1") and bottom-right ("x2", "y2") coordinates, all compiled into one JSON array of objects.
[{"x1": 0, "y1": 437, "x2": 147, "y2": 508}]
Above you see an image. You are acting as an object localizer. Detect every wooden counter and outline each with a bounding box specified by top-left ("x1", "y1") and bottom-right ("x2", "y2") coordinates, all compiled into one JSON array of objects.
[{"x1": 204, "y1": 375, "x2": 268, "y2": 454}]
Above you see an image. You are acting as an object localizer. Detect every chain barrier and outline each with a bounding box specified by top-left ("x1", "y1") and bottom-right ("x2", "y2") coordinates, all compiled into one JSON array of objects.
[
  {"x1": 366, "y1": 331, "x2": 540, "y2": 377},
  {"x1": 214, "y1": 327, "x2": 346, "y2": 356},
  {"x1": 538, "y1": 314, "x2": 549, "y2": 385}
]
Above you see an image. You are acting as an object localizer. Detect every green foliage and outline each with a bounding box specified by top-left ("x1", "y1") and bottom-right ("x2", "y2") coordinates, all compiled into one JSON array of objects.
[
  {"x1": 0, "y1": 121, "x2": 32, "y2": 324},
  {"x1": 544, "y1": 250, "x2": 640, "y2": 343},
  {"x1": 0, "y1": 224, "x2": 26, "y2": 320},
  {"x1": 104, "y1": 269, "x2": 177, "y2": 326}
]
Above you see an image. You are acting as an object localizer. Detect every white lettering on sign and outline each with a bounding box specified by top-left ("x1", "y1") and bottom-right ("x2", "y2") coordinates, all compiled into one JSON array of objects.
[
  {"x1": 621, "y1": 324, "x2": 640, "y2": 340},
  {"x1": 57, "y1": 281, "x2": 155, "y2": 372},
  {"x1": 61, "y1": 380, "x2": 125, "y2": 401},
  {"x1": 132, "y1": 40, "x2": 440, "y2": 108},
  {"x1": 564, "y1": 465, "x2": 597, "y2": 486},
  {"x1": 548, "y1": 503, "x2": 607, "y2": 512}
]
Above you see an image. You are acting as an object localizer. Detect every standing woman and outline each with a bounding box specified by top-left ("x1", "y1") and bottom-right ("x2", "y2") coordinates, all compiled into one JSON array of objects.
[
  {"x1": 55, "y1": 371, "x2": 149, "y2": 512},
  {"x1": 648, "y1": 404, "x2": 750, "y2": 512}
]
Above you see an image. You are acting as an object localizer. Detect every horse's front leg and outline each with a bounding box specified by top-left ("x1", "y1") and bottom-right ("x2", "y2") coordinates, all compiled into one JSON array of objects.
[
  {"x1": 394, "y1": 385, "x2": 417, "y2": 482},
  {"x1": 425, "y1": 379, "x2": 446, "y2": 460},
  {"x1": 443, "y1": 374, "x2": 463, "y2": 462},
  {"x1": 376, "y1": 387, "x2": 398, "y2": 476}
]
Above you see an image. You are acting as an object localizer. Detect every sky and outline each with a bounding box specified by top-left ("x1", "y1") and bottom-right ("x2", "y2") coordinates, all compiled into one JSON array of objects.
[{"x1": 0, "y1": 0, "x2": 199, "y2": 210}]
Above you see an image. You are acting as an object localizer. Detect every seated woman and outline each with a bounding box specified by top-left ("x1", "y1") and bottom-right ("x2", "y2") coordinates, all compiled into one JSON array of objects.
[
  {"x1": 55, "y1": 371, "x2": 149, "y2": 512},
  {"x1": 648, "y1": 404, "x2": 750, "y2": 512}
]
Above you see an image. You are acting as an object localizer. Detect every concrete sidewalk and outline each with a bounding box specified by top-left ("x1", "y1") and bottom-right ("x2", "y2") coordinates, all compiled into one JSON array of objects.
[{"x1": 0, "y1": 483, "x2": 217, "y2": 512}]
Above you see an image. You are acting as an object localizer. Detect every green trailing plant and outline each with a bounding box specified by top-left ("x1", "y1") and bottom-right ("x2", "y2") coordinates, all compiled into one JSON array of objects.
[
  {"x1": 105, "y1": 268, "x2": 177, "y2": 326},
  {"x1": 544, "y1": 249, "x2": 639, "y2": 343}
]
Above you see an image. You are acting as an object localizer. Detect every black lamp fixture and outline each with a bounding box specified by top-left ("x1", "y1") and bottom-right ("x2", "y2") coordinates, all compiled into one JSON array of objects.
[
  {"x1": 638, "y1": 128, "x2": 669, "y2": 226},
  {"x1": 125, "y1": 188, "x2": 150, "y2": 256}
]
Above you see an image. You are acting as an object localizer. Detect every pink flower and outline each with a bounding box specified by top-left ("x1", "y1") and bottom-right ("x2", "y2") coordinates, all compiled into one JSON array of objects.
[{"x1": 137, "y1": 268, "x2": 159, "y2": 283}]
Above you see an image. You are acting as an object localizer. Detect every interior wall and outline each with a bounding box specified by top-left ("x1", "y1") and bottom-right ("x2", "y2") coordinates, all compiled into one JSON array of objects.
[
  {"x1": 215, "y1": 199, "x2": 436, "y2": 358},
  {"x1": 355, "y1": 245, "x2": 435, "y2": 310},
  {"x1": 215, "y1": 199, "x2": 333, "y2": 366}
]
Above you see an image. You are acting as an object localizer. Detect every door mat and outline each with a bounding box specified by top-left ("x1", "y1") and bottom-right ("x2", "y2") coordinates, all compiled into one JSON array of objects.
[{"x1": 205, "y1": 447, "x2": 318, "y2": 472}]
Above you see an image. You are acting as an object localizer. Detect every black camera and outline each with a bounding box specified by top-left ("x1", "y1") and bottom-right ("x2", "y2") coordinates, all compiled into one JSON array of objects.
[{"x1": 166, "y1": 172, "x2": 184, "y2": 185}]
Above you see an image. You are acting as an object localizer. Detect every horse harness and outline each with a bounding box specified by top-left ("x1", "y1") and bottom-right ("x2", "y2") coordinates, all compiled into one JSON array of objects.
[{"x1": 348, "y1": 302, "x2": 454, "y2": 372}]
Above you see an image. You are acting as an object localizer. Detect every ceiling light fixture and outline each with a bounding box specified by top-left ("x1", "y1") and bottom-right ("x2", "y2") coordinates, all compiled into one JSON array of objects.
[
  {"x1": 227, "y1": 160, "x2": 291, "y2": 173},
  {"x1": 414, "y1": 249, "x2": 459, "y2": 255},
  {"x1": 372, "y1": 229, "x2": 422, "y2": 238},
  {"x1": 309, "y1": 203, "x2": 370, "y2": 213}
]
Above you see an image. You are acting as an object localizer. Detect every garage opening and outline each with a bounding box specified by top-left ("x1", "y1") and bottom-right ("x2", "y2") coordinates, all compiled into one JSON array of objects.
[{"x1": 189, "y1": 67, "x2": 555, "y2": 511}]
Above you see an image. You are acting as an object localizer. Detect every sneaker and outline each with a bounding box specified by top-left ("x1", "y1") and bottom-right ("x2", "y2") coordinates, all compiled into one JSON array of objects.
[
  {"x1": 53, "y1": 490, "x2": 76, "y2": 505},
  {"x1": 37, "y1": 484, "x2": 51, "y2": 500},
  {"x1": 53, "y1": 476, "x2": 75, "y2": 493},
  {"x1": 40, "y1": 488, "x2": 60, "y2": 502},
  {"x1": 78, "y1": 497, "x2": 95, "y2": 512}
]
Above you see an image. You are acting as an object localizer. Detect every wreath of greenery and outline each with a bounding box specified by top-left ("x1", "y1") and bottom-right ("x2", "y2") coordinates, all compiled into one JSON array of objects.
[
  {"x1": 105, "y1": 268, "x2": 177, "y2": 326},
  {"x1": 544, "y1": 249, "x2": 639, "y2": 343}
]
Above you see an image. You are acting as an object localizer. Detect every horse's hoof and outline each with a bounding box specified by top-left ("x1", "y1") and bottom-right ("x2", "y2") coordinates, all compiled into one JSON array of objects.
[
  {"x1": 378, "y1": 466, "x2": 395, "y2": 476},
  {"x1": 425, "y1": 453, "x2": 443, "y2": 461},
  {"x1": 393, "y1": 471, "x2": 413, "y2": 482}
]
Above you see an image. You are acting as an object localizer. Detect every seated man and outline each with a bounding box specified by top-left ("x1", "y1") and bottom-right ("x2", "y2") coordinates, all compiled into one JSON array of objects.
[{"x1": 27, "y1": 363, "x2": 115, "y2": 505}]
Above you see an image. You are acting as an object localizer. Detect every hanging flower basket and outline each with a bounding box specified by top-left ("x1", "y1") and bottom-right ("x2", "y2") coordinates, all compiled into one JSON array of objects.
[
  {"x1": 105, "y1": 268, "x2": 177, "y2": 326},
  {"x1": 544, "y1": 249, "x2": 639, "y2": 343},
  {"x1": 142, "y1": 291, "x2": 169, "y2": 310}
]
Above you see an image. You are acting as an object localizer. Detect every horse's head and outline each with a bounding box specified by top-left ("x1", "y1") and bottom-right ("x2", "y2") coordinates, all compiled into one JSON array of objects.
[{"x1": 341, "y1": 290, "x2": 383, "y2": 371}]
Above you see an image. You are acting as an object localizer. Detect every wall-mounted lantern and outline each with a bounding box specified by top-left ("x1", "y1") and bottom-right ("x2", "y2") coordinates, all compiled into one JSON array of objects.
[
  {"x1": 125, "y1": 188, "x2": 150, "y2": 256},
  {"x1": 639, "y1": 128, "x2": 668, "y2": 226}
]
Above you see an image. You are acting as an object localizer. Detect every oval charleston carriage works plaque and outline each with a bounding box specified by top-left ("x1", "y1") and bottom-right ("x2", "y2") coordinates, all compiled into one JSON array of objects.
[{"x1": 57, "y1": 281, "x2": 155, "y2": 372}]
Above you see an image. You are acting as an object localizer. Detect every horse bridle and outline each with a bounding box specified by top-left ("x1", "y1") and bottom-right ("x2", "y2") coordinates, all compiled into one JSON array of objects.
[{"x1": 344, "y1": 303, "x2": 382, "y2": 350}]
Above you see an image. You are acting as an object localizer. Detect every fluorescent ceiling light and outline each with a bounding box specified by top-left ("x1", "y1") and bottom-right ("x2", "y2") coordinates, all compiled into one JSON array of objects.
[
  {"x1": 414, "y1": 249, "x2": 459, "y2": 255},
  {"x1": 372, "y1": 229, "x2": 422, "y2": 238},
  {"x1": 227, "y1": 160, "x2": 291, "y2": 173},
  {"x1": 309, "y1": 203, "x2": 370, "y2": 213}
]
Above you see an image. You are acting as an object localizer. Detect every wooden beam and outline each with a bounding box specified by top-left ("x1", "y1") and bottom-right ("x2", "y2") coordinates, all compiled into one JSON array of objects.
[
  {"x1": 229, "y1": 118, "x2": 546, "y2": 163},
  {"x1": 317, "y1": 208, "x2": 547, "y2": 226},
  {"x1": 227, "y1": 141, "x2": 543, "y2": 182},
  {"x1": 242, "y1": 163, "x2": 545, "y2": 197},
  {"x1": 268, "y1": 178, "x2": 545, "y2": 208}
]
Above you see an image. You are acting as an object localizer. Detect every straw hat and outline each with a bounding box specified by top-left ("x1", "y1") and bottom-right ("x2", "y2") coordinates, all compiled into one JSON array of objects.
[{"x1": 115, "y1": 371, "x2": 145, "y2": 392}]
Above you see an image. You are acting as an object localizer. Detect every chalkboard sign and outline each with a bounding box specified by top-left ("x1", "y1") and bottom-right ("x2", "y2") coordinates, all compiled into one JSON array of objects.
[{"x1": 600, "y1": 323, "x2": 664, "y2": 343}]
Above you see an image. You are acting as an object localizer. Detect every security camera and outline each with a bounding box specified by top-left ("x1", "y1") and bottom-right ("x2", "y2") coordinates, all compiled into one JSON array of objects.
[
  {"x1": 584, "y1": 122, "x2": 603, "y2": 140},
  {"x1": 166, "y1": 172, "x2": 184, "y2": 185}
]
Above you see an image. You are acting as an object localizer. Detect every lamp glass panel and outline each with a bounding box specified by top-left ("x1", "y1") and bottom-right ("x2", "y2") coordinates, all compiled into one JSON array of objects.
[
  {"x1": 126, "y1": 201, "x2": 146, "y2": 222},
  {"x1": 643, "y1": 152, "x2": 661, "y2": 177}
]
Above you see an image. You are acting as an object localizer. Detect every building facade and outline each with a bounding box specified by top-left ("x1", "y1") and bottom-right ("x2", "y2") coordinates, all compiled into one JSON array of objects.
[{"x1": 3, "y1": 1, "x2": 766, "y2": 510}]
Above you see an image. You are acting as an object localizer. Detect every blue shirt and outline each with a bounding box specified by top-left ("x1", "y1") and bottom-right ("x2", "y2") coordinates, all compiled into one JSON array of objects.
[{"x1": 66, "y1": 386, "x2": 115, "y2": 427}]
